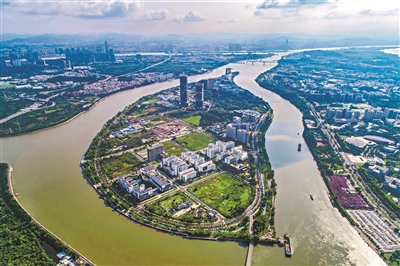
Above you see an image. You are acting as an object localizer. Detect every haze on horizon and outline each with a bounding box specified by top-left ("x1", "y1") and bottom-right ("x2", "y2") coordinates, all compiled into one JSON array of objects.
[{"x1": 2, "y1": 0, "x2": 399, "y2": 38}]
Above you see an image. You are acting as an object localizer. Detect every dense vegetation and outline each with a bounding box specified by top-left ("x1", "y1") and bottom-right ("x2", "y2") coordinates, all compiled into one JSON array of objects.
[
  {"x1": 0, "y1": 95, "x2": 96, "y2": 136},
  {"x1": 0, "y1": 163, "x2": 79, "y2": 265}
]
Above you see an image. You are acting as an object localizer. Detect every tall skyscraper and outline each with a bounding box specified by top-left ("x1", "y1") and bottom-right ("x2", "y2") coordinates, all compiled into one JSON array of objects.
[
  {"x1": 195, "y1": 83, "x2": 204, "y2": 108},
  {"x1": 180, "y1": 76, "x2": 188, "y2": 107},
  {"x1": 226, "y1": 124, "x2": 236, "y2": 139},
  {"x1": 236, "y1": 129, "x2": 249, "y2": 144},
  {"x1": 104, "y1": 41, "x2": 109, "y2": 54}
]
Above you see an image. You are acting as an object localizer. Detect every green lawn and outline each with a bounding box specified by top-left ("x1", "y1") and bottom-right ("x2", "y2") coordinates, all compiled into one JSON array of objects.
[
  {"x1": 188, "y1": 173, "x2": 254, "y2": 218},
  {"x1": 176, "y1": 132, "x2": 214, "y2": 151},
  {"x1": 163, "y1": 141, "x2": 186, "y2": 156},
  {"x1": 183, "y1": 116, "x2": 201, "y2": 126},
  {"x1": 146, "y1": 191, "x2": 193, "y2": 216},
  {"x1": 101, "y1": 153, "x2": 143, "y2": 179}
]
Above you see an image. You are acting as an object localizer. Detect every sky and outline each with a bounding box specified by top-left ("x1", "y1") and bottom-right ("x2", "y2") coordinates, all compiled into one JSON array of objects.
[{"x1": 2, "y1": 0, "x2": 399, "y2": 37}]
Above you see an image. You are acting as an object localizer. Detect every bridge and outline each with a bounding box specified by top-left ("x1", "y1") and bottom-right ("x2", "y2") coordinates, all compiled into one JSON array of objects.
[{"x1": 235, "y1": 59, "x2": 279, "y2": 66}]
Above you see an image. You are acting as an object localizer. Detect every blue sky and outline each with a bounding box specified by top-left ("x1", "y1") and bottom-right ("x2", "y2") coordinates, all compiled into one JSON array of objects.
[{"x1": 2, "y1": 0, "x2": 399, "y2": 36}]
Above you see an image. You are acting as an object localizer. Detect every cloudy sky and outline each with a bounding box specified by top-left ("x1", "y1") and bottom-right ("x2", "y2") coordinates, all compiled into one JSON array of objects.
[{"x1": 2, "y1": 0, "x2": 399, "y2": 36}]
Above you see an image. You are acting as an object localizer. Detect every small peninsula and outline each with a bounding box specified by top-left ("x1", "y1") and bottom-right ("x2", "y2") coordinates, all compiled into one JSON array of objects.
[{"x1": 82, "y1": 70, "x2": 277, "y2": 243}]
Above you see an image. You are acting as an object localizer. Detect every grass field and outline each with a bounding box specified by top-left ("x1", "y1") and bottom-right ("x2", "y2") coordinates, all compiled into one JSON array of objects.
[
  {"x1": 101, "y1": 153, "x2": 143, "y2": 179},
  {"x1": 163, "y1": 141, "x2": 186, "y2": 156},
  {"x1": 188, "y1": 173, "x2": 253, "y2": 218},
  {"x1": 183, "y1": 115, "x2": 201, "y2": 126},
  {"x1": 146, "y1": 191, "x2": 193, "y2": 216},
  {"x1": 176, "y1": 132, "x2": 214, "y2": 151}
]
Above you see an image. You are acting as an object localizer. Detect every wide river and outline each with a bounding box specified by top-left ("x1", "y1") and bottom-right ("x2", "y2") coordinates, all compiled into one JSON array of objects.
[{"x1": 1, "y1": 52, "x2": 385, "y2": 265}]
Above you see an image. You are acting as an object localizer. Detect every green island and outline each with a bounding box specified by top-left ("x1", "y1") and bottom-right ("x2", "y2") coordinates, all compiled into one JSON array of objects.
[
  {"x1": 256, "y1": 48, "x2": 400, "y2": 264},
  {"x1": 0, "y1": 163, "x2": 92, "y2": 265},
  {"x1": 0, "y1": 53, "x2": 271, "y2": 137},
  {"x1": 81, "y1": 71, "x2": 277, "y2": 243}
]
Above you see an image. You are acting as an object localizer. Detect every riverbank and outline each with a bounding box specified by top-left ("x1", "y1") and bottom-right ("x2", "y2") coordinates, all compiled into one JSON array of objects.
[
  {"x1": 2, "y1": 50, "x2": 387, "y2": 265},
  {"x1": 4, "y1": 163, "x2": 95, "y2": 265},
  {"x1": 255, "y1": 73, "x2": 384, "y2": 256}
]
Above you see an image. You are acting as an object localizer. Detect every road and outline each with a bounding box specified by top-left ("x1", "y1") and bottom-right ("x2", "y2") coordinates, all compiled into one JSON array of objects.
[{"x1": 307, "y1": 102, "x2": 398, "y2": 228}]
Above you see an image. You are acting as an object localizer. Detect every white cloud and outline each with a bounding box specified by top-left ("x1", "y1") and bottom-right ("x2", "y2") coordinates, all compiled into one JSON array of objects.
[
  {"x1": 173, "y1": 11, "x2": 208, "y2": 22},
  {"x1": 5, "y1": 0, "x2": 168, "y2": 21}
]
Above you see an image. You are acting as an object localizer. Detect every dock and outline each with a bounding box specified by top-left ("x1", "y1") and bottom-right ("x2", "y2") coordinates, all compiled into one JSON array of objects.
[{"x1": 245, "y1": 241, "x2": 254, "y2": 266}]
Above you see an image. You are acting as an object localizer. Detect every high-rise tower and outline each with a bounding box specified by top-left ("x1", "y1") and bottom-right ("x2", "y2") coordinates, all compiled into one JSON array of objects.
[
  {"x1": 195, "y1": 83, "x2": 204, "y2": 108},
  {"x1": 180, "y1": 76, "x2": 188, "y2": 107}
]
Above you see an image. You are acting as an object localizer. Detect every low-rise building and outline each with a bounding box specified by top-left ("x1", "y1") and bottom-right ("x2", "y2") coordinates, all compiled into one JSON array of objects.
[
  {"x1": 206, "y1": 143, "x2": 220, "y2": 159},
  {"x1": 162, "y1": 156, "x2": 189, "y2": 176},
  {"x1": 132, "y1": 185, "x2": 156, "y2": 201},
  {"x1": 179, "y1": 168, "x2": 197, "y2": 182},
  {"x1": 118, "y1": 175, "x2": 139, "y2": 194},
  {"x1": 368, "y1": 165, "x2": 391, "y2": 182},
  {"x1": 216, "y1": 140, "x2": 235, "y2": 152},
  {"x1": 197, "y1": 161, "x2": 216, "y2": 173}
]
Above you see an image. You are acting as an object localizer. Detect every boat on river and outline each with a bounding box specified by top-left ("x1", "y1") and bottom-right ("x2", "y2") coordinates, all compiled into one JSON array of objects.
[{"x1": 284, "y1": 233, "x2": 293, "y2": 256}]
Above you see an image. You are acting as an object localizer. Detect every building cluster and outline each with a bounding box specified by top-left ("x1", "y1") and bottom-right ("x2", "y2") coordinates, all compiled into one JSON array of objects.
[
  {"x1": 56, "y1": 251, "x2": 82, "y2": 266},
  {"x1": 79, "y1": 72, "x2": 174, "y2": 96},
  {"x1": 179, "y1": 68, "x2": 244, "y2": 109},
  {"x1": 109, "y1": 118, "x2": 149, "y2": 139},
  {"x1": 64, "y1": 41, "x2": 116, "y2": 64},
  {"x1": 200, "y1": 140, "x2": 248, "y2": 163},
  {"x1": 226, "y1": 117, "x2": 253, "y2": 145},
  {"x1": 118, "y1": 165, "x2": 172, "y2": 201},
  {"x1": 368, "y1": 165, "x2": 400, "y2": 197},
  {"x1": 326, "y1": 106, "x2": 399, "y2": 126},
  {"x1": 162, "y1": 151, "x2": 216, "y2": 183}
]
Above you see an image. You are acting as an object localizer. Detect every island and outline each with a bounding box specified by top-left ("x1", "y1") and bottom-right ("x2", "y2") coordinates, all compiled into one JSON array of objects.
[{"x1": 81, "y1": 70, "x2": 278, "y2": 244}]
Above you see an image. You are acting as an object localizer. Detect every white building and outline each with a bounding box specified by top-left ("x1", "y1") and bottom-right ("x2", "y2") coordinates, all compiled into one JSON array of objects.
[
  {"x1": 216, "y1": 140, "x2": 235, "y2": 152},
  {"x1": 162, "y1": 156, "x2": 189, "y2": 176},
  {"x1": 197, "y1": 161, "x2": 216, "y2": 173},
  {"x1": 206, "y1": 144, "x2": 220, "y2": 159},
  {"x1": 224, "y1": 155, "x2": 238, "y2": 164},
  {"x1": 179, "y1": 168, "x2": 197, "y2": 182},
  {"x1": 233, "y1": 145, "x2": 248, "y2": 161},
  {"x1": 118, "y1": 175, "x2": 139, "y2": 194}
]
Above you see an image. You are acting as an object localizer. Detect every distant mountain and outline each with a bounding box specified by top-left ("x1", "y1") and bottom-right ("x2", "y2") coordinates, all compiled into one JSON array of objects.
[
  {"x1": 1, "y1": 34, "x2": 35, "y2": 41},
  {"x1": 2, "y1": 33, "x2": 398, "y2": 50}
]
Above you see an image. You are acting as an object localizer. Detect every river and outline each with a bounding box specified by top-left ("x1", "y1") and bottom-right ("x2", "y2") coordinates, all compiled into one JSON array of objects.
[{"x1": 0, "y1": 51, "x2": 385, "y2": 265}]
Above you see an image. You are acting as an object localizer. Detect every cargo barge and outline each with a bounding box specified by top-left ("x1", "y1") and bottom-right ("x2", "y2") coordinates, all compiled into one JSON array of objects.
[{"x1": 284, "y1": 233, "x2": 293, "y2": 256}]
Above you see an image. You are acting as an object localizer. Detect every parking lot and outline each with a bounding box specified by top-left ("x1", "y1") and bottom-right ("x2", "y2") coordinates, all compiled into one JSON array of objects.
[{"x1": 349, "y1": 210, "x2": 400, "y2": 252}]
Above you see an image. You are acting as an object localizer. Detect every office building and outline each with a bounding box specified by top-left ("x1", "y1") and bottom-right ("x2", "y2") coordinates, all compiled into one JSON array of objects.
[
  {"x1": 180, "y1": 76, "x2": 188, "y2": 107},
  {"x1": 179, "y1": 168, "x2": 197, "y2": 182},
  {"x1": 236, "y1": 129, "x2": 249, "y2": 144},
  {"x1": 147, "y1": 143, "x2": 164, "y2": 162},
  {"x1": 195, "y1": 83, "x2": 204, "y2": 108},
  {"x1": 226, "y1": 124, "x2": 236, "y2": 139}
]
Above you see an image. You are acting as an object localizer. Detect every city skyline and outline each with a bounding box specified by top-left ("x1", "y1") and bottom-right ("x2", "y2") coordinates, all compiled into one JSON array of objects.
[{"x1": 2, "y1": 0, "x2": 399, "y2": 37}]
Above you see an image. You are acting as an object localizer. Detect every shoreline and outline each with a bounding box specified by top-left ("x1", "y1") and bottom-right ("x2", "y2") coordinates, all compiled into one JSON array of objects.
[
  {"x1": 6, "y1": 164, "x2": 96, "y2": 266},
  {"x1": 0, "y1": 65, "x2": 226, "y2": 138},
  {"x1": 254, "y1": 80, "x2": 384, "y2": 256}
]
